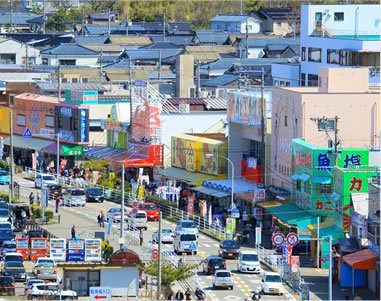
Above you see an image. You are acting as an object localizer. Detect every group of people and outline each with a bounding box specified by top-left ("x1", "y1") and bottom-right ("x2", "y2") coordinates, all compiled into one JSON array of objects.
[
  {"x1": 28, "y1": 192, "x2": 40, "y2": 205},
  {"x1": 169, "y1": 288, "x2": 205, "y2": 300}
]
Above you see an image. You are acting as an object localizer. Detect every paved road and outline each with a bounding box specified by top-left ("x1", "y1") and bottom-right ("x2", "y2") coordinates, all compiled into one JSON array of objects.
[{"x1": 2, "y1": 175, "x2": 298, "y2": 301}]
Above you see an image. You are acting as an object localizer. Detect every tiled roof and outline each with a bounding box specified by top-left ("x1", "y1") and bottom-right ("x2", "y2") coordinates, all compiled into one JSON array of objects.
[
  {"x1": 168, "y1": 22, "x2": 192, "y2": 32},
  {"x1": 84, "y1": 44, "x2": 123, "y2": 53},
  {"x1": 40, "y1": 43, "x2": 99, "y2": 55},
  {"x1": 203, "y1": 74, "x2": 239, "y2": 87},
  {"x1": 83, "y1": 24, "x2": 145, "y2": 35},
  {"x1": 254, "y1": 7, "x2": 298, "y2": 21},
  {"x1": 104, "y1": 60, "x2": 132, "y2": 69},
  {"x1": 236, "y1": 37, "x2": 300, "y2": 48},
  {"x1": 0, "y1": 13, "x2": 39, "y2": 25},
  {"x1": 36, "y1": 82, "x2": 107, "y2": 93},
  {"x1": 150, "y1": 35, "x2": 194, "y2": 46},
  {"x1": 2, "y1": 33, "x2": 57, "y2": 44},
  {"x1": 131, "y1": 22, "x2": 192, "y2": 33},
  {"x1": 195, "y1": 30, "x2": 230, "y2": 45},
  {"x1": 75, "y1": 35, "x2": 108, "y2": 45},
  {"x1": 140, "y1": 41, "x2": 183, "y2": 50},
  {"x1": 185, "y1": 45, "x2": 236, "y2": 62},
  {"x1": 122, "y1": 49, "x2": 183, "y2": 61},
  {"x1": 30, "y1": 36, "x2": 75, "y2": 48},
  {"x1": 107, "y1": 36, "x2": 151, "y2": 46},
  {"x1": 210, "y1": 14, "x2": 250, "y2": 23},
  {"x1": 97, "y1": 55, "x2": 120, "y2": 64}
]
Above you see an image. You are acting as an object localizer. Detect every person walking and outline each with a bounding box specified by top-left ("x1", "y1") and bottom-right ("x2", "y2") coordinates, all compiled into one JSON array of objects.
[
  {"x1": 174, "y1": 290, "x2": 184, "y2": 301},
  {"x1": 29, "y1": 192, "x2": 35, "y2": 205},
  {"x1": 139, "y1": 229, "x2": 144, "y2": 246},
  {"x1": 36, "y1": 192, "x2": 40, "y2": 206},
  {"x1": 185, "y1": 288, "x2": 192, "y2": 300},
  {"x1": 71, "y1": 225, "x2": 76, "y2": 239},
  {"x1": 194, "y1": 288, "x2": 205, "y2": 300},
  {"x1": 20, "y1": 208, "x2": 27, "y2": 229},
  {"x1": 97, "y1": 214, "x2": 102, "y2": 227},
  {"x1": 55, "y1": 195, "x2": 60, "y2": 213},
  {"x1": 100, "y1": 211, "x2": 105, "y2": 228}
]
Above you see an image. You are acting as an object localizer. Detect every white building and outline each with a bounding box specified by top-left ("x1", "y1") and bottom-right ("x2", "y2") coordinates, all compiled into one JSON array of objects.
[
  {"x1": 210, "y1": 15, "x2": 262, "y2": 34},
  {"x1": 300, "y1": 3, "x2": 380, "y2": 86},
  {"x1": 0, "y1": 38, "x2": 41, "y2": 65}
]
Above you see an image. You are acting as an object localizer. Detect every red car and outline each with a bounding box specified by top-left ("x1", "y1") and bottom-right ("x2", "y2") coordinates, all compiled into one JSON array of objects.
[{"x1": 139, "y1": 202, "x2": 160, "y2": 221}]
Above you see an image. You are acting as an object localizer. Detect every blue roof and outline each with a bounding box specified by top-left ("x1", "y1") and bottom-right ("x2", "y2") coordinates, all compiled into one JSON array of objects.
[
  {"x1": 123, "y1": 49, "x2": 182, "y2": 60},
  {"x1": 75, "y1": 35, "x2": 108, "y2": 45},
  {"x1": 104, "y1": 60, "x2": 132, "y2": 69},
  {"x1": 237, "y1": 37, "x2": 300, "y2": 48},
  {"x1": 202, "y1": 74, "x2": 239, "y2": 87},
  {"x1": 150, "y1": 35, "x2": 194, "y2": 46},
  {"x1": 83, "y1": 24, "x2": 145, "y2": 35},
  {"x1": 195, "y1": 30, "x2": 229, "y2": 45},
  {"x1": 210, "y1": 14, "x2": 250, "y2": 23},
  {"x1": 41, "y1": 43, "x2": 99, "y2": 55},
  {"x1": 202, "y1": 178, "x2": 259, "y2": 194},
  {"x1": 140, "y1": 41, "x2": 183, "y2": 50},
  {"x1": 0, "y1": 13, "x2": 39, "y2": 25}
]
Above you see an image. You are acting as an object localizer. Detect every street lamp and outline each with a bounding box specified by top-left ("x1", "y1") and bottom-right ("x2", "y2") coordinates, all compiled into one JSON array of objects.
[{"x1": 206, "y1": 153, "x2": 234, "y2": 239}]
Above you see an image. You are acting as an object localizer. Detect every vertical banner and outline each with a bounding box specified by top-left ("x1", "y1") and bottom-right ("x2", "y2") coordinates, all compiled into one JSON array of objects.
[
  {"x1": 232, "y1": 218, "x2": 236, "y2": 236},
  {"x1": 187, "y1": 194, "x2": 194, "y2": 214},
  {"x1": 255, "y1": 226, "x2": 262, "y2": 245},
  {"x1": 32, "y1": 153, "x2": 36, "y2": 170},
  {"x1": 85, "y1": 239, "x2": 102, "y2": 262}
]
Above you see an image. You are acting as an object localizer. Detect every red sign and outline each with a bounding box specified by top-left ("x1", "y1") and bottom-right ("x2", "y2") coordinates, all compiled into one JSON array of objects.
[
  {"x1": 272, "y1": 233, "x2": 285, "y2": 246},
  {"x1": 286, "y1": 233, "x2": 299, "y2": 246},
  {"x1": 152, "y1": 248, "x2": 158, "y2": 261}
]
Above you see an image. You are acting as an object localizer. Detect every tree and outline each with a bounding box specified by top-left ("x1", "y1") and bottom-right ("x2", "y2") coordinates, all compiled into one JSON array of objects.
[
  {"x1": 139, "y1": 261, "x2": 201, "y2": 298},
  {"x1": 30, "y1": 2, "x2": 43, "y2": 14}
]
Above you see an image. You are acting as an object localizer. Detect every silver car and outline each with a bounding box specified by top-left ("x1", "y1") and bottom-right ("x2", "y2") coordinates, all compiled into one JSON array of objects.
[
  {"x1": 63, "y1": 189, "x2": 86, "y2": 207},
  {"x1": 152, "y1": 229, "x2": 174, "y2": 244}
]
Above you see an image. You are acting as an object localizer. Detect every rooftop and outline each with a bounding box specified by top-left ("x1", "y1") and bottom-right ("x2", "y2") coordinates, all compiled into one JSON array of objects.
[
  {"x1": 40, "y1": 43, "x2": 99, "y2": 55},
  {"x1": 210, "y1": 14, "x2": 251, "y2": 23}
]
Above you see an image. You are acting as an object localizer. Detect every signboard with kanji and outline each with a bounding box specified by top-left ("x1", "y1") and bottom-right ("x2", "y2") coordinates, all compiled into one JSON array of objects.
[
  {"x1": 89, "y1": 287, "x2": 111, "y2": 301},
  {"x1": 62, "y1": 145, "x2": 83, "y2": 156}
]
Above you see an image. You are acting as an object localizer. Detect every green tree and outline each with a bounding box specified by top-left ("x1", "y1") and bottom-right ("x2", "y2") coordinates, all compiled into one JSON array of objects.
[
  {"x1": 30, "y1": 2, "x2": 43, "y2": 14},
  {"x1": 139, "y1": 261, "x2": 201, "y2": 298}
]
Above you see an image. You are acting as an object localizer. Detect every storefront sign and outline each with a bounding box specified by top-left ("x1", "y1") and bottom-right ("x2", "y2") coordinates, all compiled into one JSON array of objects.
[
  {"x1": 85, "y1": 239, "x2": 102, "y2": 262},
  {"x1": 101, "y1": 119, "x2": 129, "y2": 133},
  {"x1": 59, "y1": 130, "x2": 74, "y2": 143},
  {"x1": 231, "y1": 209, "x2": 240, "y2": 218},
  {"x1": 65, "y1": 90, "x2": 98, "y2": 104},
  {"x1": 62, "y1": 145, "x2": 83, "y2": 156},
  {"x1": 187, "y1": 194, "x2": 194, "y2": 214},
  {"x1": 80, "y1": 109, "x2": 87, "y2": 143},
  {"x1": 60, "y1": 106, "x2": 72, "y2": 117},
  {"x1": 252, "y1": 189, "x2": 265, "y2": 203}
]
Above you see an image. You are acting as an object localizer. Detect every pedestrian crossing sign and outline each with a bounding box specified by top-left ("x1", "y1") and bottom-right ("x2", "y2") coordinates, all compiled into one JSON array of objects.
[
  {"x1": 189, "y1": 241, "x2": 196, "y2": 251},
  {"x1": 23, "y1": 128, "x2": 32, "y2": 138}
]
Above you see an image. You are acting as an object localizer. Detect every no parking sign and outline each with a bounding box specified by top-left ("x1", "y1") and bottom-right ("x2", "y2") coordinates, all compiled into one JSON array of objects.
[{"x1": 272, "y1": 233, "x2": 285, "y2": 246}]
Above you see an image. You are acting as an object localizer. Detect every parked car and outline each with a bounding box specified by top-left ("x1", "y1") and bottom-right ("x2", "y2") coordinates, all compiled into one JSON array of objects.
[
  {"x1": 0, "y1": 170, "x2": 10, "y2": 185},
  {"x1": 33, "y1": 258, "x2": 57, "y2": 280},
  {"x1": 261, "y1": 272, "x2": 284, "y2": 295},
  {"x1": 24, "y1": 279, "x2": 45, "y2": 296},
  {"x1": 218, "y1": 240, "x2": 240, "y2": 259},
  {"x1": 0, "y1": 276, "x2": 15, "y2": 296},
  {"x1": 139, "y1": 202, "x2": 160, "y2": 221},
  {"x1": 0, "y1": 241, "x2": 16, "y2": 259},
  {"x1": 0, "y1": 230, "x2": 15, "y2": 247},
  {"x1": 107, "y1": 208, "x2": 128, "y2": 223},
  {"x1": 175, "y1": 220, "x2": 199, "y2": 236},
  {"x1": 212, "y1": 270, "x2": 234, "y2": 290},
  {"x1": 27, "y1": 283, "x2": 77, "y2": 300},
  {"x1": 202, "y1": 256, "x2": 226, "y2": 275},
  {"x1": 0, "y1": 203, "x2": 8, "y2": 210},
  {"x1": 84, "y1": 188, "x2": 104, "y2": 203},
  {"x1": 0, "y1": 210, "x2": 11, "y2": 223},
  {"x1": 0, "y1": 222, "x2": 12, "y2": 231},
  {"x1": 152, "y1": 229, "x2": 174, "y2": 244},
  {"x1": 1, "y1": 261, "x2": 27, "y2": 282},
  {"x1": 238, "y1": 250, "x2": 261, "y2": 274},
  {"x1": 63, "y1": 189, "x2": 86, "y2": 207},
  {"x1": 127, "y1": 211, "x2": 147, "y2": 230},
  {"x1": 47, "y1": 184, "x2": 62, "y2": 199},
  {"x1": 34, "y1": 174, "x2": 57, "y2": 189}
]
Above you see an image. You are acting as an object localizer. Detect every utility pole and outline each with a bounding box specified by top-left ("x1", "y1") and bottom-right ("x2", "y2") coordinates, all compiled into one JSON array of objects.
[
  {"x1": 10, "y1": 0, "x2": 13, "y2": 33},
  {"x1": 245, "y1": 19, "x2": 249, "y2": 59},
  {"x1": 317, "y1": 216, "x2": 320, "y2": 268},
  {"x1": 197, "y1": 61, "x2": 201, "y2": 97},
  {"x1": 128, "y1": 57, "x2": 133, "y2": 137},
  {"x1": 56, "y1": 134, "x2": 60, "y2": 184},
  {"x1": 158, "y1": 50, "x2": 161, "y2": 81},
  {"x1": 107, "y1": 9, "x2": 111, "y2": 37},
  {"x1": 25, "y1": 43, "x2": 28, "y2": 70},
  {"x1": 9, "y1": 111, "x2": 14, "y2": 201},
  {"x1": 334, "y1": 116, "x2": 339, "y2": 165},
  {"x1": 162, "y1": 13, "x2": 166, "y2": 41},
  {"x1": 120, "y1": 164, "x2": 125, "y2": 249},
  {"x1": 156, "y1": 211, "x2": 162, "y2": 299},
  {"x1": 240, "y1": 0, "x2": 243, "y2": 14},
  {"x1": 126, "y1": 15, "x2": 129, "y2": 36},
  {"x1": 42, "y1": 0, "x2": 46, "y2": 34},
  {"x1": 57, "y1": 65, "x2": 62, "y2": 100},
  {"x1": 99, "y1": 50, "x2": 103, "y2": 82},
  {"x1": 260, "y1": 68, "x2": 265, "y2": 186}
]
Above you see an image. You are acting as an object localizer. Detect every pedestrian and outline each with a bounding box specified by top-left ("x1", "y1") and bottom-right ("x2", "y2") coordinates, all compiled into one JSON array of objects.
[
  {"x1": 167, "y1": 290, "x2": 174, "y2": 300},
  {"x1": 100, "y1": 211, "x2": 105, "y2": 228},
  {"x1": 71, "y1": 225, "x2": 76, "y2": 239},
  {"x1": 174, "y1": 289, "x2": 184, "y2": 301},
  {"x1": 185, "y1": 288, "x2": 192, "y2": 300},
  {"x1": 139, "y1": 229, "x2": 144, "y2": 246},
  {"x1": 20, "y1": 208, "x2": 27, "y2": 229},
  {"x1": 55, "y1": 195, "x2": 60, "y2": 213},
  {"x1": 195, "y1": 288, "x2": 205, "y2": 300},
  {"x1": 29, "y1": 192, "x2": 35, "y2": 205},
  {"x1": 36, "y1": 192, "x2": 40, "y2": 206},
  {"x1": 97, "y1": 214, "x2": 102, "y2": 227}
]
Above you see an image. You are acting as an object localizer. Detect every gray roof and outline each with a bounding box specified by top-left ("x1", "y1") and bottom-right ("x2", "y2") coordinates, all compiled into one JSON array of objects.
[
  {"x1": 83, "y1": 24, "x2": 145, "y2": 35},
  {"x1": 237, "y1": 37, "x2": 300, "y2": 48},
  {"x1": 75, "y1": 35, "x2": 108, "y2": 45},
  {"x1": 104, "y1": 60, "x2": 132, "y2": 69},
  {"x1": 204, "y1": 97, "x2": 227, "y2": 110},
  {"x1": 36, "y1": 82, "x2": 106, "y2": 93},
  {"x1": 40, "y1": 43, "x2": 99, "y2": 55},
  {"x1": 150, "y1": 35, "x2": 194, "y2": 46},
  {"x1": 210, "y1": 15, "x2": 250, "y2": 23},
  {"x1": 195, "y1": 30, "x2": 229, "y2": 45},
  {"x1": 140, "y1": 41, "x2": 183, "y2": 50},
  {"x1": 0, "y1": 13, "x2": 39, "y2": 25},
  {"x1": 203, "y1": 74, "x2": 239, "y2": 87},
  {"x1": 122, "y1": 49, "x2": 182, "y2": 61}
]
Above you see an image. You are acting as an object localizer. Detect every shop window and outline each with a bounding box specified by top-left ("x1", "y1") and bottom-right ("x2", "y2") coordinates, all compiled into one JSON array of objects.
[
  {"x1": 301, "y1": 73, "x2": 306, "y2": 86},
  {"x1": 296, "y1": 180, "x2": 301, "y2": 191},
  {"x1": 285, "y1": 82, "x2": 290, "y2": 86},
  {"x1": 45, "y1": 115, "x2": 54, "y2": 128},
  {"x1": 16, "y1": 114, "x2": 25, "y2": 126},
  {"x1": 72, "y1": 78, "x2": 79, "y2": 83},
  {"x1": 334, "y1": 12, "x2": 344, "y2": 21},
  {"x1": 319, "y1": 184, "x2": 332, "y2": 194},
  {"x1": 308, "y1": 47, "x2": 322, "y2": 62},
  {"x1": 82, "y1": 78, "x2": 89, "y2": 83}
]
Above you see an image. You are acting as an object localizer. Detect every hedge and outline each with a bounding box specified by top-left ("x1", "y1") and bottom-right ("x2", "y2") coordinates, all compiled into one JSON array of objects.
[{"x1": 31, "y1": 204, "x2": 42, "y2": 218}]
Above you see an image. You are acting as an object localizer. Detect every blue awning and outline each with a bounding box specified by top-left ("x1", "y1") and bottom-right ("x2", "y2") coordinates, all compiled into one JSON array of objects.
[
  {"x1": 313, "y1": 177, "x2": 332, "y2": 184},
  {"x1": 192, "y1": 186, "x2": 230, "y2": 198},
  {"x1": 291, "y1": 173, "x2": 300, "y2": 181},
  {"x1": 299, "y1": 173, "x2": 311, "y2": 181}
]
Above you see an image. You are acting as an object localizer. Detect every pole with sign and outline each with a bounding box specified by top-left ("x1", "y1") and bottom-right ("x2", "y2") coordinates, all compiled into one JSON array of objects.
[{"x1": 255, "y1": 226, "x2": 262, "y2": 246}]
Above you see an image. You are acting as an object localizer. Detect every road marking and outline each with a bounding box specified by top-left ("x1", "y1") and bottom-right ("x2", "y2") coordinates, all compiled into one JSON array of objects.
[
  {"x1": 202, "y1": 243, "x2": 211, "y2": 248},
  {"x1": 232, "y1": 274, "x2": 252, "y2": 297}
]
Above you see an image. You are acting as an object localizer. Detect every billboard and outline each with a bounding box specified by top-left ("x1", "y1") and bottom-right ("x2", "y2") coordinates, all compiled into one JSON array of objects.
[
  {"x1": 65, "y1": 90, "x2": 98, "y2": 104},
  {"x1": 132, "y1": 100, "x2": 161, "y2": 144}
]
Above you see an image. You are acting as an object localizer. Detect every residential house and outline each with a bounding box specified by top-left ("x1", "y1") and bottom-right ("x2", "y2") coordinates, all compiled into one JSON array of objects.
[
  {"x1": 185, "y1": 45, "x2": 236, "y2": 62},
  {"x1": 40, "y1": 43, "x2": 99, "y2": 66},
  {"x1": 81, "y1": 23, "x2": 143, "y2": 35},
  {"x1": 0, "y1": 12, "x2": 38, "y2": 33},
  {"x1": 0, "y1": 37, "x2": 41, "y2": 65},
  {"x1": 131, "y1": 22, "x2": 192, "y2": 35},
  {"x1": 120, "y1": 48, "x2": 183, "y2": 65},
  {"x1": 251, "y1": 7, "x2": 298, "y2": 36},
  {"x1": 210, "y1": 15, "x2": 262, "y2": 34},
  {"x1": 271, "y1": 62, "x2": 300, "y2": 86},
  {"x1": 0, "y1": 68, "x2": 49, "y2": 82},
  {"x1": 105, "y1": 36, "x2": 152, "y2": 48},
  {"x1": 75, "y1": 35, "x2": 108, "y2": 45},
  {"x1": 300, "y1": 3, "x2": 380, "y2": 86},
  {"x1": 88, "y1": 12, "x2": 119, "y2": 24},
  {"x1": 193, "y1": 30, "x2": 230, "y2": 45},
  {"x1": 149, "y1": 35, "x2": 195, "y2": 47}
]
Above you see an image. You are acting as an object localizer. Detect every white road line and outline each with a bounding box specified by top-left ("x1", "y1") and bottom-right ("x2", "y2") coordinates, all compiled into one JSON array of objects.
[{"x1": 202, "y1": 243, "x2": 211, "y2": 248}]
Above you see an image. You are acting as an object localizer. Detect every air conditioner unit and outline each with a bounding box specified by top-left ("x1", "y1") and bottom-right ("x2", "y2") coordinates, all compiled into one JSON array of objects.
[
  {"x1": 188, "y1": 87, "x2": 195, "y2": 98},
  {"x1": 179, "y1": 104, "x2": 190, "y2": 114},
  {"x1": 215, "y1": 88, "x2": 225, "y2": 98}
]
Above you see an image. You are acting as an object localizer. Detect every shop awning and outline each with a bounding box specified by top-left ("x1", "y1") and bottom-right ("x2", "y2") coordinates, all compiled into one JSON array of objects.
[
  {"x1": 267, "y1": 203, "x2": 314, "y2": 225},
  {"x1": 343, "y1": 249, "x2": 378, "y2": 270},
  {"x1": 202, "y1": 178, "x2": 259, "y2": 194},
  {"x1": 291, "y1": 173, "x2": 301, "y2": 181},
  {"x1": 3, "y1": 135, "x2": 53, "y2": 151},
  {"x1": 313, "y1": 177, "x2": 332, "y2": 184},
  {"x1": 192, "y1": 186, "x2": 230, "y2": 198},
  {"x1": 256, "y1": 201, "x2": 284, "y2": 209},
  {"x1": 310, "y1": 225, "x2": 343, "y2": 238},
  {"x1": 159, "y1": 167, "x2": 217, "y2": 186},
  {"x1": 291, "y1": 173, "x2": 310, "y2": 181}
]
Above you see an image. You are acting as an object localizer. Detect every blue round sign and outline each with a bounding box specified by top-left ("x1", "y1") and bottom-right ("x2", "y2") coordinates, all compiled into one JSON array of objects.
[
  {"x1": 132, "y1": 208, "x2": 138, "y2": 215},
  {"x1": 132, "y1": 201, "x2": 138, "y2": 208}
]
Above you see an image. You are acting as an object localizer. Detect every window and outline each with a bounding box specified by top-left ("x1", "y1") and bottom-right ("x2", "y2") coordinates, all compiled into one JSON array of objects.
[
  {"x1": 315, "y1": 12, "x2": 322, "y2": 21},
  {"x1": 285, "y1": 82, "x2": 290, "y2": 86},
  {"x1": 61, "y1": 78, "x2": 68, "y2": 83},
  {"x1": 217, "y1": 24, "x2": 222, "y2": 30},
  {"x1": 59, "y1": 59, "x2": 76, "y2": 66},
  {"x1": 224, "y1": 23, "x2": 230, "y2": 30},
  {"x1": 82, "y1": 78, "x2": 89, "y2": 83},
  {"x1": 0, "y1": 54, "x2": 16, "y2": 64},
  {"x1": 9, "y1": 95, "x2": 14, "y2": 107},
  {"x1": 301, "y1": 47, "x2": 306, "y2": 61},
  {"x1": 45, "y1": 116, "x2": 54, "y2": 128},
  {"x1": 327, "y1": 49, "x2": 340, "y2": 64},
  {"x1": 301, "y1": 73, "x2": 306, "y2": 86},
  {"x1": 334, "y1": 12, "x2": 344, "y2": 21},
  {"x1": 295, "y1": 118, "x2": 298, "y2": 127},
  {"x1": 319, "y1": 184, "x2": 332, "y2": 194},
  {"x1": 308, "y1": 47, "x2": 322, "y2": 62},
  {"x1": 42, "y1": 58, "x2": 48, "y2": 65},
  {"x1": 305, "y1": 181, "x2": 311, "y2": 194},
  {"x1": 284, "y1": 116, "x2": 288, "y2": 127},
  {"x1": 308, "y1": 74, "x2": 319, "y2": 86},
  {"x1": 296, "y1": 180, "x2": 301, "y2": 191},
  {"x1": 71, "y1": 78, "x2": 78, "y2": 83},
  {"x1": 58, "y1": 117, "x2": 63, "y2": 128},
  {"x1": 280, "y1": 81, "x2": 285, "y2": 86},
  {"x1": 16, "y1": 114, "x2": 25, "y2": 126},
  {"x1": 274, "y1": 80, "x2": 279, "y2": 86}
]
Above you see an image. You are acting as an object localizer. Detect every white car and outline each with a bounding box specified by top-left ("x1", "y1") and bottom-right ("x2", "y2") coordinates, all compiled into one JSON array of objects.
[
  {"x1": 107, "y1": 208, "x2": 128, "y2": 223},
  {"x1": 238, "y1": 250, "x2": 261, "y2": 274},
  {"x1": 213, "y1": 270, "x2": 234, "y2": 290},
  {"x1": 152, "y1": 229, "x2": 174, "y2": 243},
  {"x1": 127, "y1": 210, "x2": 147, "y2": 230},
  {"x1": 63, "y1": 189, "x2": 86, "y2": 207},
  {"x1": 33, "y1": 258, "x2": 58, "y2": 280},
  {"x1": 35, "y1": 174, "x2": 57, "y2": 189},
  {"x1": 27, "y1": 283, "x2": 77, "y2": 300},
  {"x1": 175, "y1": 220, "x2": 199, "y2": 236},
  {"x1": 261, "y1": 272, "x2": 284, "y2": 295}
]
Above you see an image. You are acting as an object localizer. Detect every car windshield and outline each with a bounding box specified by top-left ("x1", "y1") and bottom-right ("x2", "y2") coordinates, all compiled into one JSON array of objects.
[
  {"x1": 181, "y1": 221, "x2": 196, "y2": 228},
  {"x1": 28, "y1": 231, "x2": 43, "y2": 238},
  {"x1": 216, "y1": 272, "x2": 231, "y2": 277},
  {"x1": 162, "y1": 229, "x2": 172, "y2": 234},
  {"x1": 266, "y1": 275, "x2": 282, "y2": 282},
  {"x1": 6, "y1": 262, "x2": 24, "y2": 268},
  {"x1": 180, "y1": 234, "x2": 197, "y2": 241},
  {"x1": 42, "y1": 176, "x2": 55, "y2": 181},
  {"x1": 0, "y1": 203, "x2": 7, "y2": 209},
  {"x1": 28, "y1": 280, "x2": 44, "y2": 286},
  {"x1": 86, "y1": 188, "x2": 101, "y2": 194},
  {"x1": 0, "y1": 210, "x2": 9, "y2": 217},
  {"x1": 38, "y1": 260, "x2": 54, "y2": 266},
  {"x1": 5, "y1": 255, "x2": 22, "y2": 261},
  {"x1": 71, "y1": 190, "x2": 85, "y2": 196},
  {"x1": 242, "y1": 254, "x2": 258, "y2": 261},
  {"x1": 49, "y1": 185, "x2": 60, "y2": 190},
  {"x1": 222, "y1": 240, "x2": 239, "y2": 248},
  {"x1": 144, "y1": 204, "x2": 157, "y2": 210},
  {"x1": 0, "y1": 277, "x2": 14, "y2": 286},
  {"x1": 0, "y1": 171, "x2": 8, "y2": 176},
  {"x1": 209, "y1": 259, "x2": 224, "y2": 265},
  {"x1": 3, "y1": 242, "x2": 15, "y2": 248},
  {"x1": 135, "y1": 213, "x2": 146, "y2": 218}
]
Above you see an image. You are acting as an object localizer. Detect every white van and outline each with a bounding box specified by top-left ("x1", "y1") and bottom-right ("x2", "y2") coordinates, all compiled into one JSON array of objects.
[
  {"x1": 173, "y1": 232, "x2": 198, "y2": 255},
  {"x1": 238, "y1": 250, "x2": 261, "y2": 274},
  {"x1": 127, "y1": 210, "x2": 147, "y2": 230}
]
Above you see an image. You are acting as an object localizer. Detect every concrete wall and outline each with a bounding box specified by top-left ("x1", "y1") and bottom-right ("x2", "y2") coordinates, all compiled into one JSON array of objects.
[
  {"x1": 272, "y1": 63, "x2": 300, "y2": 86},
  {"x1": 176, "y1": 55, "x2": 194, "y2": 97},
  {"x1": 45, "y1": 56, "x2": 99, "y2": 67}
]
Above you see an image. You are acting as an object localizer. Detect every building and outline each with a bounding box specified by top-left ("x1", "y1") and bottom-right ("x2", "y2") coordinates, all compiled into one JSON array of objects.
[
  {"x1": 210, "y1": 15, "x2": 262, "y2": 34},
  {"x1": 40, "y1": 44, "x2": 99, "y2": 66},
  {"x1": 271, "y1": 67, "x2": 380, "y2": 192},
  {"x1": 0, "y1": 37, "x2": 41, "y2": 65},
  {"x1": 300, "y1": 3, "x2": 380, "y2": 86}
]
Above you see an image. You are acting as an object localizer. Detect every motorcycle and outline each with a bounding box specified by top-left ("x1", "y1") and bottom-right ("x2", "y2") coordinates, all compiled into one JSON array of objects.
[{"x1": 251, "y1": 290, "x2": 261, "y2": 300}]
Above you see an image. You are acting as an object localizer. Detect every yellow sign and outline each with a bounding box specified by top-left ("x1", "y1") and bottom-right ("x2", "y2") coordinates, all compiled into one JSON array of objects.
[{"x1": 185, "y1": 140, "x2": 197, "y2": 171}]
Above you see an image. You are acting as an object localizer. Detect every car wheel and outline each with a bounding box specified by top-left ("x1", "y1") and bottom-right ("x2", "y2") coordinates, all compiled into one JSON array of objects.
[
  {"x1": 213, "y1": 284, "x2": 216, "y2": 289},
  {"x1": 230, "y1": 286, "x2": 233, "y2": 290}
]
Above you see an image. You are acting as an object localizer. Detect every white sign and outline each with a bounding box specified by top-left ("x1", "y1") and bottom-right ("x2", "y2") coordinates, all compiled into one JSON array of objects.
[
  {"x1": 50, "y1": 238, "x2": 67, "y2": 261},
  {"x1": 41, "y1": 188, "x2": 48, "y2": 208},
  {"x1": 85, "y1": 239, "x2": 102, "y2": 262},
  {"x1": 89, "y1": 286, "x2": 111, "y2": 301},
  {"x1": 255, "y1": 226, "x2": 262, "y2": 245},
  {"x1": 252, "y1": 189, "x2": 266, "y2": 203}
]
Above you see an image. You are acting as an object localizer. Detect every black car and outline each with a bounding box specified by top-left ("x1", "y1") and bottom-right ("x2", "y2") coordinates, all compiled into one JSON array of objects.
[
  {"x1": 47, "y1": 184, "x2": 62, "y2": 199},
  {"x1": 85, "y1": 188, "x2": 104, "y2": 203},
  {"x1": 0, "y1": 276, "x2": 15, "y2": 296},
  {"x1": 2, "y1": 261, "x2": 27, "y2": 282},
  {"x1": 26, "y1": 229, "x2": 45, "y2": 239},
  {"x1": 276, "y1": 240, "x2": 311, "y2": 256},
  {"x1": 218, "y1": 239, "x2": 240, "y2": 259},
  {"x1": 0, "y1": 230, "x2": 14, "y2": 246},
  {"x1": 202, "y1": 256, "x2": 226, "y2": 275}
]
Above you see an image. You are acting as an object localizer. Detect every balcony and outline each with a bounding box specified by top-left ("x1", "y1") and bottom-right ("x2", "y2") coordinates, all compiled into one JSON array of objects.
[{"x1": 311, "y1": 24, "x2": 380, "y2": 40}]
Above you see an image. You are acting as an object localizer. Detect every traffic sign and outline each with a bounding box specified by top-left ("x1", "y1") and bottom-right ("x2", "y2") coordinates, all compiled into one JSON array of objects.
[
  {"x1": 152, "y1": 248, "x2": 158, "y2": 261},
  {"x1": 272, "y1": 233, "x2": 285, "y2": 246},
  {"x1": 132, "y1": 201, "x2": 138, "y2": 208},
  {"x1": 189, "y1": 241, "x2": 196, "y2": 251},
  {"x1": 89, "y1": 286, "x2": 111, "y2": 301},
  {"x1": 286, "y1": 233, "x2": 299, "y2": 246},
  {"x1": 131, "y1": 208, "x2": 138, "y2": 215},
  {"x1": 23, "y1": 128, "x2": 32, "y2": 138}
]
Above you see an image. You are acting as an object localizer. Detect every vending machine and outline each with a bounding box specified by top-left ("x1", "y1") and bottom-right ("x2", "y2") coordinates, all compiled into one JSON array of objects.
[
  {"x1": 50, "y1": 238, "x2": 67, "y2": 261},
  {"x1": 67, "y1": 239, "x2": 85, "y2": 261},
  {"x1": 30, "y1": 238, "x2": 49, "y2": 261},
  {"x1": 16, "y1": 238, "x2": 30, "y2": 260}
]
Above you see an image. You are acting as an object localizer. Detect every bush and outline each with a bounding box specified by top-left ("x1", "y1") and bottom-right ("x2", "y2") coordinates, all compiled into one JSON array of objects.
[
  {"x1": 0, "y1": 193, "x2": 9, "y2": 202},
  {"x1": 0, "y1": 160, "x2": 9, "y2": 170},
  {"x1": 31, "y1": 204, "x2": 42, "y2": 218},
  {"x1": 44, "y1": 210, "x2": 54, "y2": 220},
  {"x1": 145, "y1": 195, "x2": 177, "y2": 208}
]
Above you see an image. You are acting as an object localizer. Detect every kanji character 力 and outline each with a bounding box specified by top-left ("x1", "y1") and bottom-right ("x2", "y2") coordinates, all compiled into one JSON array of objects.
[
  {"x1": 349, "y1": 177, "x2": 362, "y2": 192},
  {"x1": 315, "y1": 200, "x2": 323, "y2": 210}
]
